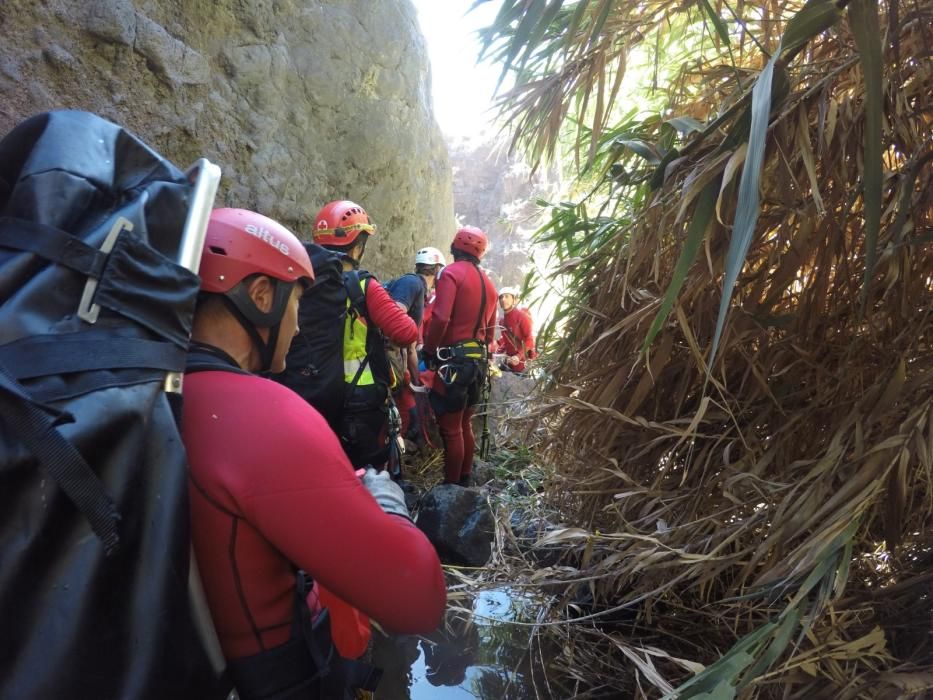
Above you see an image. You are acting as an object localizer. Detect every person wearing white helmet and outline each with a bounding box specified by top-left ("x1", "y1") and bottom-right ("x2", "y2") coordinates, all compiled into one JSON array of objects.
[
  {"x1": 494, "y1": 286, "x2": 537, "y2": 373},
  {"x1": 384, "y1": 246, "x2": 447, "y2": 439}
]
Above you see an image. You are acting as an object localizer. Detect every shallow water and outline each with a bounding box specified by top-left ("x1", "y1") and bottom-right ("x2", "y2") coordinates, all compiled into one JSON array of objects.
[{"x1": 371, "y1": 587, "x2": 547, "y2": 699}]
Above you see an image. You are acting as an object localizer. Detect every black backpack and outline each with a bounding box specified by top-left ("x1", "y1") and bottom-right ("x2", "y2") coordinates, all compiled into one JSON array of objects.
[
  {"x1": 276, "y1": 244, "x2": 391, "y2": 432},
  {"x1": 0, "y1": 111, "x2": 224, "y2": 698}
]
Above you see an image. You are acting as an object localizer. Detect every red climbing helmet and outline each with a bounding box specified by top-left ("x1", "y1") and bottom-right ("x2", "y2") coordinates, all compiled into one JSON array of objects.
[
  {"x1": 199, "y1": 208, "x2": 314, "y2": 293},
  {"x1": 312, "y1": 200, "x2": 377, "y2": 247},
  {"x1": 452, "y1": 225, "x2": 488, "y2": 260}
]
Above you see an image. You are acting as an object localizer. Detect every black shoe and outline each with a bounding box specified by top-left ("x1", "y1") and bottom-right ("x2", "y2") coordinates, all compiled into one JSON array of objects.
[{"x1": 457, "y1": 474, "x2": 472, "y2": 487}]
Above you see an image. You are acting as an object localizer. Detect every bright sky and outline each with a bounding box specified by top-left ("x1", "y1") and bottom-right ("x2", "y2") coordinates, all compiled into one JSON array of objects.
[{"x1": 409, "y1": 0, "x2": 503, "y2": 139}]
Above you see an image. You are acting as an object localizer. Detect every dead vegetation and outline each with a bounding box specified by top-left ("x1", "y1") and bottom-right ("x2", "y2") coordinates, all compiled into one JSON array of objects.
[{"x1": 467, "y1": 0, "x2": 933, "y2": 696}]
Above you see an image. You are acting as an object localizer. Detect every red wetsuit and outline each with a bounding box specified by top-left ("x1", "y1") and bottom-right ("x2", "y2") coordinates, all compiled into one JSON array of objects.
[
  {"x1": 182, "y1": 370, "x2": 446, "y2": 661},
  {"x1": 363, "y1": 279, "x2": 418, "y2": 347},
  {"x1": 496, "y1": 306, "x2": 537, "y2": 373},
  {"x1": 343, "y1": 277, "x2": 418, "y2": 468},
  {"x1": 423, "y1": 260, "x2": 498, "y2": 483}
]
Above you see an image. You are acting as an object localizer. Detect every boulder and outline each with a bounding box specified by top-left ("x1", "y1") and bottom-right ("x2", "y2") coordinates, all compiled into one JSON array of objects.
[
  {"x1": 416, "y1": 485, "x2": 494, "y2": 566},
  {"x1": 396, "y1": 478, "x2": 422, "y2": 512},
  {"x1": 470, "y1": 457, "x2": 495, "y2": 486}
]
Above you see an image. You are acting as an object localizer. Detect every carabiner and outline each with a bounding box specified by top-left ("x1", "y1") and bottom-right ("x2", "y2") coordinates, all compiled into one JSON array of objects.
[{"x1": 437, "y1": 363, "x2": 453, "y2": 383}]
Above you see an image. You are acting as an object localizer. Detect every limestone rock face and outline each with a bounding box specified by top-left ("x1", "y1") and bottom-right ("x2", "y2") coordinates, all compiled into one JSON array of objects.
[
  {"x1": 448, "y1": 139, "x2": 559, "y2": 287},
  {"x1": 0, "y1": 0, "x2": 454, "y2": 276}
]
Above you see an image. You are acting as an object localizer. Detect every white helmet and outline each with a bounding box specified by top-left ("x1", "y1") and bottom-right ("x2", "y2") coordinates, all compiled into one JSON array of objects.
[
  {"x1": 415, "y1": 246, "x2": 446, "y2": 266},
  {"x1": 498, "y1": 286, "x2": 520, "y2": 298}
]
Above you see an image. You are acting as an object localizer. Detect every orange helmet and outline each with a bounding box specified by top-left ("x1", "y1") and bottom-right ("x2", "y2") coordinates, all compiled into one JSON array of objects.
[
  {"x1": 312, "y1": 200, "x2": 377, "y2": 247},
  {"x1": 452, "y1": 225, "x2": 488, "y2": 260}
]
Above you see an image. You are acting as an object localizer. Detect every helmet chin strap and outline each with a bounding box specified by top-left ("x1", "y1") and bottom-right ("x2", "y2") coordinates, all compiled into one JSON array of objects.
[
  {"x1": 328, "y1": 235, "x2": 367, "y2": 269},
  {"x1": 222, "y1": 278, "x2": 294, "y2": 373},
  {"x1": 336, "y1": 251, "x2": 361, "y2": 269}
]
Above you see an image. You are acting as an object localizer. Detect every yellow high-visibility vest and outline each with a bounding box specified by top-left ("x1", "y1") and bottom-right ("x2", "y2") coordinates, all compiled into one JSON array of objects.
[{"x1": 343, "y1": 276, "x2": 375, "y2": 386}]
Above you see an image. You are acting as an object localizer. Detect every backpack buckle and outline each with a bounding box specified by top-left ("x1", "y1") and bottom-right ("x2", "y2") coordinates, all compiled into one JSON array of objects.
[{"x1": 77, "y1": 216, "x2": 133, "y2": 323}]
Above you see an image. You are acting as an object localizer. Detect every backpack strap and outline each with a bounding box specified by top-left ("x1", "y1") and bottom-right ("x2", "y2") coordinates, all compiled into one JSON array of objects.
[
  {"x1": 343, "y1": 270, "x2": 393, "y2": 394},
  {"x1": 471, "y1": 263, "x2": 487, "y2": 342},
  {"x1": 342, "y1": 270, "x2": 370, "y2": 390},
  {"x1": 0, "y1": 331, "x2": 187, "y2": 380},
  {"x1": 0, "y1": 217, "x2": 110, "y2": 278},
  {"x1": 0, "y1": 362, "x2": 121, "y2": 555},
  {"x1": 343, "y1": 269, "x2": 370, "y2": 322}
]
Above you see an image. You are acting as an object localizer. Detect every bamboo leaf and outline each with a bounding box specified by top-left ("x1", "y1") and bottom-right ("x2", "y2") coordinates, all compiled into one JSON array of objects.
[
  {"x1": 781, "y1": 0, "x2": 844, "y2": 59},
  {"x1": 669, "y1": 623, "x2": 776, "y2": 698},
  {"x1": 688, "y1": 679, "x2": 736, "y2": 700},
  {"x1": 796, "y1": 105, "x2": 826, "y2": 215},
  {"x1": 849, "y1": 0, "x2": 884, "y2": 313},
  {"x1": 616, "y1": 138, "x2": 663, "y2": 163},
  {"x1": 650, "y1": 148, "x2": 682, "y2": 190},
  {"x1": 522, "y1": 0, "x2": 566, "y2": 71},
  {"x1": 697, "y1": 0, "x2": 731, "y2": 46},
  {"x1": 716, "y1": 144, "x2": 748, "y2": 225},
  {"x1": 739, "y1": 604, "x2": 802, "y2": 690},
  {"x1": 513, "y1": 0, "x2": 551, "y2": 70},
  {"x1": 563, "y1": 0, "x2": 591, "y2": 57},
  {"x1": 643, "y1": 179, "x2": 720, "y2": 351},
  {"x1": 708, "y1": 47, "x2": 781, "y2": 368},
  {"x1": 588, "y1": 0, "x2": 614, "y2": 49},
  {"x1": 497, "y1": 0, "x2": 550, "y2": 91},
  {"x1": 666, "y1": 116, "x2": 706, "y2": 135},
  {"x1": 535, "y1": 527, "x2": 591, "y2": 545}
]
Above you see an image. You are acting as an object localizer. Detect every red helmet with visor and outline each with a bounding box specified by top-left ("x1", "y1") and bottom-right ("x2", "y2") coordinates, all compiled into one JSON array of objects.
[
  {"x1": 199, "y1": 208, "x2": 313, "y2": 292},
  {"x1": 311, "y1": 200, "x2": 376, "y2": 247},
  {"x1": 197, "y1": 208, "x2": 314, "y2": 372}
]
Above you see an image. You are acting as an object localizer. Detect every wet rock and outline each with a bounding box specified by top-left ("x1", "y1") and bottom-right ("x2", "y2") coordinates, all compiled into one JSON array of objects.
[
  {"x1": 471, "y1": 457, "x2": 495, "y2": 486},
  {"x1": 504, "y1": 511, "x2": 565, "y2": 567},
  {"x1": 416, "y1": 485, "x2": 494, "y2": 566},
  {"x1": 511, "y1": 479, "x2": 532, "y2": 496},
  {"x1": 508, "y1": 511, "x2": 552, "y2": 547},
  {"x1": 396, "y1": 478, "x2": 422, "y2": 512}
]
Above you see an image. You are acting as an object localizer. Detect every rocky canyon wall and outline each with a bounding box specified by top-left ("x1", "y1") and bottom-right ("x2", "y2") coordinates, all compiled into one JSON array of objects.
[
  {"x1": 0, "y1": 0, "x2": 454, "y2": 276},
  {"x1": 449, "y1": 138, "x2": 559, "y2": 290}
]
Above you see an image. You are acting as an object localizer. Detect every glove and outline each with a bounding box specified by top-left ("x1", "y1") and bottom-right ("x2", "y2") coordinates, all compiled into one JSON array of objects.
[{"x1": 362, "y1": 468, "x2": 410, "y2": 520}]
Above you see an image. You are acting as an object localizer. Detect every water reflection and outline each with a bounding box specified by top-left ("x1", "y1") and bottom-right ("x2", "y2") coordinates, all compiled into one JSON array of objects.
[{"x1": 371, "y1": 588, "x2": 545, "y2": 699}]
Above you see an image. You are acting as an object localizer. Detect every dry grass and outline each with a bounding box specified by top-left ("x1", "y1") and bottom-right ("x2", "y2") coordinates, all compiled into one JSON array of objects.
[{"x1": 472, "y1": 0, "x2": 933, "y2": 696}]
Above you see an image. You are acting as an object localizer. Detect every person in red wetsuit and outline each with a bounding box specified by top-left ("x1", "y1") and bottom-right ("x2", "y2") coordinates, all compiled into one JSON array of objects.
[
  {"x1": 423, "y1": 226, "x2": 498, "y2": 486},
  {"x1": 312, "y1": 200, "x2": 418, "y2": 471},
  {"x1": 385, "y1": 246, "x2": 446, "y2": 440},
  {"x1": 494, "y1": 286, "x2": 537, "y2": 374},
  {"x1": 182, "y1": 208, "x2": 446, "y2": 700}
]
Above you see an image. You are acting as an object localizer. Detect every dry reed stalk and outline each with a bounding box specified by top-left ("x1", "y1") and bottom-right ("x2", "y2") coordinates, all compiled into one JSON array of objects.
[{"x1": 474, "y1": 0, "x2": 932, "y2": 695}]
